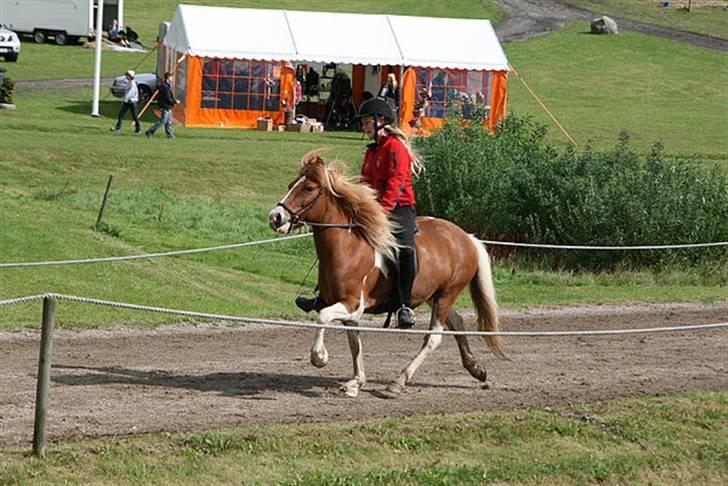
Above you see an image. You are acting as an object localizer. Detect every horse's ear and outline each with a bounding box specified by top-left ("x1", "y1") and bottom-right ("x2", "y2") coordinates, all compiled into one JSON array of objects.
[{"x1": 301, "y1": 149, "x2": 326, "y2": 168}]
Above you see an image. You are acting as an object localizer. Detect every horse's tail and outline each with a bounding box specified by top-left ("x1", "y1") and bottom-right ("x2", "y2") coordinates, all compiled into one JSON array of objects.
[{"x1": 468, "y1": 235, "x2": 505, "y2": 358}]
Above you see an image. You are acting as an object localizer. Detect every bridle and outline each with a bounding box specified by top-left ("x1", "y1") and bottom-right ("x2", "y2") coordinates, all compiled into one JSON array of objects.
[{"x1": 276, "y1": 186, "x2": 357, "y2": 232}]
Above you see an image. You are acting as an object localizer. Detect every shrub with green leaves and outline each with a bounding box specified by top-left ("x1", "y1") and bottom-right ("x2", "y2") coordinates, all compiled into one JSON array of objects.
[
  {"x1": 0, "y1": 76, "x2": 15, "y2": 105},
  {"x1": 413, "y1": 115, "x2": 728, "y2": 269}
]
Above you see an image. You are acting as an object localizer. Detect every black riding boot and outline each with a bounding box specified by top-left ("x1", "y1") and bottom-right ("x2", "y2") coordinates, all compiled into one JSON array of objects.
[
  {"x1": 396, "y1": 246, "x2": 417, "y2": 328},
  {"x1": 295, "y1": 295, "x2": 327, "y2": 313}
]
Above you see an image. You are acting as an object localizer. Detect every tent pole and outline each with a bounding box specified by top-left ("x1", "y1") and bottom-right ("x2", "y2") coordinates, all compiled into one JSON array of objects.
[{"x1": 509, "y1": 64, "x2": 577, "y2": 147}]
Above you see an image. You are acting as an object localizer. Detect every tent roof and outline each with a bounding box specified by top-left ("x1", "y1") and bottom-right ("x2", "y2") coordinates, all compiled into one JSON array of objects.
[{"x1": 164, "y1": 5, "x2": 509, "y2": 71}]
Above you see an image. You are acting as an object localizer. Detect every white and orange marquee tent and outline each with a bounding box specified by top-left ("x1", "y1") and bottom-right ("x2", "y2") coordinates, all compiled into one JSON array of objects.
[{"x1": 161, "y1": 4, "x2": 509, "y2": 132}]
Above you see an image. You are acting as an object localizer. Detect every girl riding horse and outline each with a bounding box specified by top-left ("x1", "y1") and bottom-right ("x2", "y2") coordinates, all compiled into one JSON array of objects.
[
  {"x1": 268, "y1": 152, "x2": 503, "y2": 397},
  {"x1": 296, "y1": 97, "x2": 422, "y2": 329}
]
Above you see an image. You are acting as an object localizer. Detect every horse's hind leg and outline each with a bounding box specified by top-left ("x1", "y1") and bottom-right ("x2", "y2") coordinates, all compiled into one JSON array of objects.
[
  {"x1": 446, "y1": 309, "x2": 488, "y2": 382},
  {"x1": 341, "y1": 323, "x2": 366, "y2": 398},
  {"x1": 386, "y1": 300, "x2": 444, "y2": 395}
]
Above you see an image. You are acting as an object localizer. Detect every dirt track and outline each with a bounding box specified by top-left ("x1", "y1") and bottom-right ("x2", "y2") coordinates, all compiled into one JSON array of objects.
[
  {"x1": 1, "y1": 301, "x2": 726, "y2": 446},
  {"x1": 495, "y1": 0, "x2": 728, "y2": 50}
]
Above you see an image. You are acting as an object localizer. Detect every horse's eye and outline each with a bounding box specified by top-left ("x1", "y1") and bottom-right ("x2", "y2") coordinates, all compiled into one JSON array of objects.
[{"x1": 304, "y1": 186, "x2": 315, "y2": 193}]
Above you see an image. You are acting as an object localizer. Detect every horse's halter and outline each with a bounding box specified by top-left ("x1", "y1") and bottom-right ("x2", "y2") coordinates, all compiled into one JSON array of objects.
[
  {"x1": 276, "y1": 176, "x2": 324, "y2": 232},
  {"x1": 277, "y1": 174, "x2": 357, "y2": 231}
]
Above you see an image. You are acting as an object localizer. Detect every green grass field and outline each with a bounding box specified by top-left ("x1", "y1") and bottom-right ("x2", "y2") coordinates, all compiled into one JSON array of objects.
[
  {"x1": 1, "y1": 87, "x2": 726, "y2": 329},
  {"x1": 562, "y1": 0, "x2": 728, "y2": 39},
  {"x1": 2, "y1": 6, "x2": 727, "y2": 329},
  {"x1": 504, "y1": 23, "x2": 728, "y2": 160},
  {"x1": 2, "y1": 390, "x2": 726, "y2": 484}
]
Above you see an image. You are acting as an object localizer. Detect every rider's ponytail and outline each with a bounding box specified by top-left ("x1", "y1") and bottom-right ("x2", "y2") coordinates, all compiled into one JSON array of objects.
[{"x1": 382, "y1": 124, "x2": 425, "y2": 176}]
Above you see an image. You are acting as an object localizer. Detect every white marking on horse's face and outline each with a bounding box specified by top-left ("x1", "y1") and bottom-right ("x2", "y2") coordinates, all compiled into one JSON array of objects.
[
  {"x1": 268, "y1": 176, "x2": 307, "y2": 233},
  {"x1": 281, "y1": 176, "x2": 306, "y2": 205}
]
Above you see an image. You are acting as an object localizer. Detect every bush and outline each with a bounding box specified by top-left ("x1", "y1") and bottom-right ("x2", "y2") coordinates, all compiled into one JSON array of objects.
[
  {"x1": 413, "y1": 115, "x2": 728, "y2": 269},
  {"x1": 0, "y1": 76, "x2": 15, "y2": 105}
]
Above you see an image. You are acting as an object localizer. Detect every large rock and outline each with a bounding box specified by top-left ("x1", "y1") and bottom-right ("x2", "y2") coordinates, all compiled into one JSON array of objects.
[{"x1": 590, "y1": 16, "x2": 619, "y2": 35}]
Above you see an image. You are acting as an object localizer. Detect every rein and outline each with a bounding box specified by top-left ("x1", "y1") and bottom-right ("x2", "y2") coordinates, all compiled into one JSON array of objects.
[{"x1": 305, "y1": 222, "x2": 359, "y2": 229}]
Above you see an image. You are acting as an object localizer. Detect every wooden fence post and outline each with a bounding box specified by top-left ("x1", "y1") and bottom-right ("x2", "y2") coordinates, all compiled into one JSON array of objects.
[
  {"x1": 95, "y1": 175, "x2": 114, "y2": 231},
  {"x1": 32, "y1": 296, "x2": 56, "y2": 458}
]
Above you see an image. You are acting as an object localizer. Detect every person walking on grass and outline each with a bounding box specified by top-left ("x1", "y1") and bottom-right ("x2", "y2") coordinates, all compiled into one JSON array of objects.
[
  {"x1": 110, "y1": 70, "x2": 141, "y2": 134},
  {"x1": 145, "y1": 72, "x2": 179, "y2": 139}
]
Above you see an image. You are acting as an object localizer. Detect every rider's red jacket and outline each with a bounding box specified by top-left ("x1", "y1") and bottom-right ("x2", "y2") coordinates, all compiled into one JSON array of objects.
[{"x1": 360, "y1": 135, "x2": 416, "y2": 212}]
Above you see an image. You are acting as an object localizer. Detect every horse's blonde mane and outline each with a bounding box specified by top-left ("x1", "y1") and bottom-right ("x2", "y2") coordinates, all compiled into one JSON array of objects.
[{"x1": 300, "y1": 150, "x2": 398, "y2": 260}]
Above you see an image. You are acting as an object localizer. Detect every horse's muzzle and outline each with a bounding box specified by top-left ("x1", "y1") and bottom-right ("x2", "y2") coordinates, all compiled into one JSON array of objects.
[{"x1": 268, "y1": 207, "x2": 291, "y2": 233}]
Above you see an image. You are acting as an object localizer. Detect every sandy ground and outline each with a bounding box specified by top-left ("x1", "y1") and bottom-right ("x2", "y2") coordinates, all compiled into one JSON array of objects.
[{"x1": 1, "y1": 301, "x2": 726, "y2": 446}]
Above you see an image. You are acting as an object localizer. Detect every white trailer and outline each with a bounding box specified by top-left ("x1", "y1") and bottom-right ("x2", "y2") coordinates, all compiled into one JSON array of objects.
[{"x1": 0, "y1": 0, "x2": 123, "y2": 45}]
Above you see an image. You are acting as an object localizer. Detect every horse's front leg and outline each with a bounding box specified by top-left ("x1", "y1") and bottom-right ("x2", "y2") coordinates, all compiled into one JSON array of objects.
[
  {"x1": 310, "y1": 328, "x2": 328, "y2": 368},
  {"x1": 342, "y1": 322, "x2": 365, "y2": 398},
  {"x1": 312, "y1": 301, "x2": 366, "y2": 397}
]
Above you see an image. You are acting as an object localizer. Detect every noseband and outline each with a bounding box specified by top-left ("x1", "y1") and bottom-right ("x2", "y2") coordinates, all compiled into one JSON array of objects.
[{"x1": 277, "y1": 188, "x2": 323, "y2": 230}]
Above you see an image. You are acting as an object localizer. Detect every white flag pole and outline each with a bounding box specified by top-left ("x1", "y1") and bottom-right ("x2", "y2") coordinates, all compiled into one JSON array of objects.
[{"x1": 91, "y1": 0, "x2": 104, "y2": 117}]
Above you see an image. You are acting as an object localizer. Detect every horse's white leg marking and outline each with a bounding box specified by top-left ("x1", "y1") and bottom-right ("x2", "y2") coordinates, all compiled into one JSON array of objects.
[
  {"x1": 309, "y1": 296, "x2": 367, "y2": 377},
  {"x1": 342, "y1": 321, "x2": 365, "y2": 398},
  {"x1": 387, "y1": 301, "x2": 443, "y2": 394},
  {"x1": 310, "y1": 328, "x2": 328, "y2": 368}
]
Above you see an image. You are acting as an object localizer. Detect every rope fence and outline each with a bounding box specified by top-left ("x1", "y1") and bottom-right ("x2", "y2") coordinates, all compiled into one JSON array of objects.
[
  {"x1": 1, "y1": 233, "x2": 725, "y2": 268},
  {"x1": 2, "y1": 293, "x2": 726, "y2": 337},
  {"x1": 479, "y1": 240, "x2": 728, "y2": 251},
  {"x1": 0, "y1": 233, "x2": 311, "y2": 268}
]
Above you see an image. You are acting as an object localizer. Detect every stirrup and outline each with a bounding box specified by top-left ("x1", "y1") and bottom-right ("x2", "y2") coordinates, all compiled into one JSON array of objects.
[{"x1": 396, "y1": 306, "x2": 416, "y2": 329}]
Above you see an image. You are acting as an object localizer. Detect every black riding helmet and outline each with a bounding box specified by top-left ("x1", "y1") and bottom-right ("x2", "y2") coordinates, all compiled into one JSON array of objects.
[{"x1": 355, "y1": 97, "x2": 395, "y2": 125}]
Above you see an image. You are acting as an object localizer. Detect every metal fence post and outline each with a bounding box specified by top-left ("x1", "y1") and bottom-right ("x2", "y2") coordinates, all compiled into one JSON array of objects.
[{"x1": 32, "y1": 296, "x2": 56, "y2": 458}]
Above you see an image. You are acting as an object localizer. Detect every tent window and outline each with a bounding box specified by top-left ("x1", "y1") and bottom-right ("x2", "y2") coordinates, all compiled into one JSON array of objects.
[
  {"x1": 201, "y1": 58, "x2": 281, "y2": 112},
  {"x1": 415, "y1": 68, "x2": 492, "y2": 119}
]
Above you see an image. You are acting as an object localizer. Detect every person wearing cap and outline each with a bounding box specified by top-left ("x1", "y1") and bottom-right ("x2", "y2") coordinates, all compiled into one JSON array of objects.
[
  {"x1": 145, "y1": 72, "x2": 178, "y2": 139},
  {"x1": 110, "y1": 70, "x2": 141, "y2": 134},
  {"x1": 296, "y1": 98, "x2": 424, "y2": 329}
]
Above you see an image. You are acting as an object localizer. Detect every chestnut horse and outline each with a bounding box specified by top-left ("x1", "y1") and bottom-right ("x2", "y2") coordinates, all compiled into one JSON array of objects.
[{"x1": 268, "y1": 151, "x2": 503, "y2": 397}]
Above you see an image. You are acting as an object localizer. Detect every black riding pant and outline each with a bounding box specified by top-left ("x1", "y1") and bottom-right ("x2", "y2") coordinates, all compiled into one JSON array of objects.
[{"x1": 390, "y1": 205, "x2": 417, "y2": 308}]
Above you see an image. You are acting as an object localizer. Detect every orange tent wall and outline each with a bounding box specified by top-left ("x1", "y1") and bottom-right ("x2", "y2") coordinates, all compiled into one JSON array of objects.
[
  {"x1": 399, "y1": 67, "x2": 508, "y2": 135},
  {"x1": 179, "y1": 56, "x2": 296, "y2": 128}
]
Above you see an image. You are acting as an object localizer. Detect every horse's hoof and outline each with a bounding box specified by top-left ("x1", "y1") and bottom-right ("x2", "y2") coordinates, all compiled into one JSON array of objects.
[
  {"x1": 339, "y1": 380, "x2": 361, "y2": 398},
  {"x1": 466, "y1": 362, "x2": 488, "y2": 382},
  {"x1": 385, "y1": 381, "x2": 405, "y2": 395},
  {"x1": 470, "y1": 365, "x2": 488, "y2": 382},
  {"x1": 310, "y1": 348, "x2": 329, "y2": 368}
]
